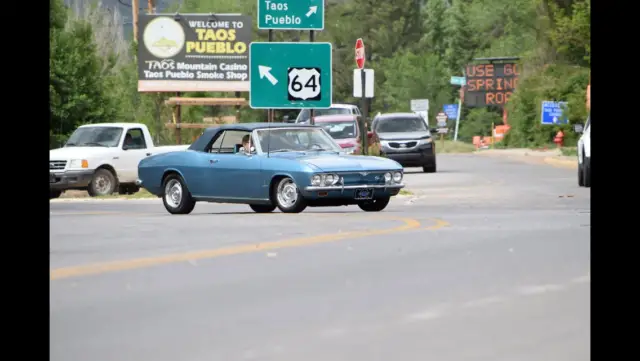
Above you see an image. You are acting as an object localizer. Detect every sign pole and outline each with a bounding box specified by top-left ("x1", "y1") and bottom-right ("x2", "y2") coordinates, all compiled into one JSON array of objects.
[
  {"x1": 132, "y1": 0, "x2": 139, "y2": 41},
  {"x1": 309, "y1": 30, "x2": 315, "y2": 125},
  {"x1": 453, "y1": 69, "x2": 465, "y2": 142},
  {"x1": 453, "y1": 97, "x2": 462, "y2": 141}
]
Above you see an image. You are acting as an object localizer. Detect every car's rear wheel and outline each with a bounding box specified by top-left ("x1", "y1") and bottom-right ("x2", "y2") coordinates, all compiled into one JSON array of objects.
[
  {"x1": 358, "y1": 196, "x2": 391, "y2": 212},
  {"x1": 273, "y1": 177, "x2": 307, "y2": 213},
  {"x1": 250, "y1": 204, "x2": 276, "y2": 213},
  {"x1": 162, "y1": 174, "x2": 196, "y2": 215},
  {"x1": 50, "y1": 190, "x2": 62, "y2": 199}
]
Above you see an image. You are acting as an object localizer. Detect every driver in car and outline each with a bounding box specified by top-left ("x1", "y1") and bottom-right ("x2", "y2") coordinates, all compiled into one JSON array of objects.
[{"x1": 240, "y1": 134, "x2": 252, "y2": 154}]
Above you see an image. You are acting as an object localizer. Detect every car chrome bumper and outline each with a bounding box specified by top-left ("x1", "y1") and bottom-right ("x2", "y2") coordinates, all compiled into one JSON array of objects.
[
  {"x1": 135, "y1": 179, "x2": 143, "y2": 186},
  {"x1": 304, "y1": 183, "x2": 405, "y2": 191}
]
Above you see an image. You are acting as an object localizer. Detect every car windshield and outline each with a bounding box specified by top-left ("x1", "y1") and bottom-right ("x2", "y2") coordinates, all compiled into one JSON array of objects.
[
  {"x1": 65, "y1": 126, "x2": 123, "y2": 147},
  {"x1": 376, "y1": 117, "x2": 427, "y2": 133},
  {"x1": 299, "y1": 107, "x2": 352, "y2": 121},
  {"x1": 255, "y1": 128, "x2": 342, "y2": 153},
  {"x1": 317, "y1": 120, "x2": 358, "y2": 140}
]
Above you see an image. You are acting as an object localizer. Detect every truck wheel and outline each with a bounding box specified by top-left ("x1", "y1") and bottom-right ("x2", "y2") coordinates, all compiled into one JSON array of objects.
[
  {"x1": 578, "y1": 153, "x2": 585, "y2": 187},
  {"x1": 162, "y1": 174, "x2": 196, "y2": 215},
  {"x1": 273, "y1": 177, "x2": 307, "y2": 213},
  {"x1": 87, "y1": 169, "x2": 117, "y2": 197},
  {"x1": 358, "y1": 196, "x2": 391, "y2": 212},
  {"x1": 50, "y1": 190, "x2": 62, "y2": 199},
  {"x1": 582, "y1": 156, "x2": 591, "y2": 188}
]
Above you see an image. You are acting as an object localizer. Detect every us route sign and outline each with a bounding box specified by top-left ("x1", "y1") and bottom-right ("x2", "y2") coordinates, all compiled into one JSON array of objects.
[
  {"x1": 249, "y1": 42, "x2": 332, "y2": 109},
  {"x1": 257, "y1": 0, "x2": 325, "y2": 30}
]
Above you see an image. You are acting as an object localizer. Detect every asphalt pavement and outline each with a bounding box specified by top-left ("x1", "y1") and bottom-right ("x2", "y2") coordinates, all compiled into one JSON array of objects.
[{"x1": 50, "y1": 154, "x2": 590, "y2": 361}]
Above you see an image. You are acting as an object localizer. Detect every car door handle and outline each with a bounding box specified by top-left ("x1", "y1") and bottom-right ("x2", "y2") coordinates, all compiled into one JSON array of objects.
[
  {"x1": 210, "y1": 159, "x2": 218, "y2": 164},
  {"x1": 146, "y1": 153, "x2": 152, "y2": 156}
]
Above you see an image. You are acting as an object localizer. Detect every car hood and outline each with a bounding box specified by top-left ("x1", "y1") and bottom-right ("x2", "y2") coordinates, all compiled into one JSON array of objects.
[
  {"x1": 377, "y1": 131, "x2": 431, "y2": 140},
  {"x1": 270, "y1": 152, "x2": 401, "y2": 172},
  {"x1": 334, "y1": 138, "x2": 359, "y2": 148},
  {"x1": 50, "y1": 146, "x2": 117, "y2": 159}
]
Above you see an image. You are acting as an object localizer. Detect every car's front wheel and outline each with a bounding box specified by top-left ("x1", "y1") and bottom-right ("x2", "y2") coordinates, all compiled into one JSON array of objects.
[
  {"x1": 358, "y1": 196, "x2": 391, "y2": 212},
  {"x1": 578, "y1": 153, "x2": 585, "y2": 187},
  {"x1": 250, "y1": 204, "x2": 276, "y2": 213},
  {"x1": 88, "y1": 168, "x2": 117, "y2": 197},
  {"x1": 50, "y1": 190, "x2": 62, "y2": 199},
  {"x1": 162, "y1": 174, "x2": 196, "y2": 215},
  {"x1": 273, "y1": 177, "x2": 307, "y2": 213}
]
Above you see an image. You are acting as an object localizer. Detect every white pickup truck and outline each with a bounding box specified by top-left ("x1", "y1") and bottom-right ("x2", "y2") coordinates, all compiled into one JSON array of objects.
[{"x1": 49, "y1": 123, "x2": 188, "y2": 198}]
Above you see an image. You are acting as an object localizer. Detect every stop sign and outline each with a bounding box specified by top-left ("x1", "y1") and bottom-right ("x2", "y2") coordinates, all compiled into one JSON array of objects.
[{"x1": 355, "y1": 38, "x2": 365, "y2": 69}]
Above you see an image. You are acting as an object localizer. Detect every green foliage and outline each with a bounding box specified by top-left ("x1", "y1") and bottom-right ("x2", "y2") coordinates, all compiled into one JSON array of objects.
[{"x1": 503, "y1": 64, "x2": 588, "y2": 147}]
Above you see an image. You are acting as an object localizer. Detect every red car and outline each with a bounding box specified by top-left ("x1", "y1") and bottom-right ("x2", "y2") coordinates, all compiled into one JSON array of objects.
[{"x1": 312, "y1": 115, "x2": 365, "y2": 154}]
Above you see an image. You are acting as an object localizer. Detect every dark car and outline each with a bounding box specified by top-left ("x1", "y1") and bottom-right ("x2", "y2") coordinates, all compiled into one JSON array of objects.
[{"x1": 371, "y1": 112, "x2": 437, "y2": 173}]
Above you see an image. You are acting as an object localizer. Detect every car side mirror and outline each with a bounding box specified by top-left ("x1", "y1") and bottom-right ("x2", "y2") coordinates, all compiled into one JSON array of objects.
[
  {"x1": 430, "y1": 128, "x2": 438, "y2": 134},
  {"x1": 573, "y1": 123, "x2": 584, "y2": 133},
  {"x1": 122, "y1": 144, "x2": 129, "y2": 150}
]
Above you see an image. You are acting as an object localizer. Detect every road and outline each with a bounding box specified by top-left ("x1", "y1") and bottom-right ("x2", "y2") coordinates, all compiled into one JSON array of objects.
[{"x1": 50, "y1": 154, "x2": 590, "y2": 361}]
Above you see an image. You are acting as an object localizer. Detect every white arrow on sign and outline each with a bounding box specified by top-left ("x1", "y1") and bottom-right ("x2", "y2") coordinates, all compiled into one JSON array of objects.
[
  {"x1": 258, "y1": 65, "x2": 278, "y2": 85},
  {"x1": 306, "y1": 6, "x2": 317, "y2": 17}
]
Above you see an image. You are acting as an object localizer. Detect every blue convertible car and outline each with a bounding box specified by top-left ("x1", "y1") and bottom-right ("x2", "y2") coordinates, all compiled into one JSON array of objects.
[{"x1": 136, "y1": 123, "x2": 405, "y2": 214}]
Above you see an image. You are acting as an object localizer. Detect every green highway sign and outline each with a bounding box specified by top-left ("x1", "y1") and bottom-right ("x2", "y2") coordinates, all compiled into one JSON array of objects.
[
  {"x1": 257, "y1": 0, "x2": 325, "y2": 30},
  {"x1": 450, "y1": 76, "x2": 466, "y2": 86},
  {"x1": 249, "y1": 42, "x2": 332, "y2": 109}
]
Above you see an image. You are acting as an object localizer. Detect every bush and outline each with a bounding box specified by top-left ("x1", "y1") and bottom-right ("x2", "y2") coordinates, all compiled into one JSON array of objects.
[{"x1": 503, "y1": 64, "x2": 589, "y2": 148}]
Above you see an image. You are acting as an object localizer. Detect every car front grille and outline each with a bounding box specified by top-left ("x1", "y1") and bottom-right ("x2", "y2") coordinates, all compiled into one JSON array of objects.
[
  {"x1": 339, "y1": 172, "x2": 387, "y2": 186},
  {"x1": 50, "y1": 160, "x2": 67, "y2": 170},
  {"x1": 389, "y1": 141, "x2": 418, "y2": 149}
]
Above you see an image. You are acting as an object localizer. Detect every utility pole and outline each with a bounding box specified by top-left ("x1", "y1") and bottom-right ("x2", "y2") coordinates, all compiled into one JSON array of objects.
[{"x1": 132, "y1": 0, "x2": 139, "y2": 41}]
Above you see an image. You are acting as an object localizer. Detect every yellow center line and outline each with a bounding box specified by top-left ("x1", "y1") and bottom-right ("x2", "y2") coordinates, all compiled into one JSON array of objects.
[{"x1": 50, "y1": 216, "x2": 448, "y2": 281}]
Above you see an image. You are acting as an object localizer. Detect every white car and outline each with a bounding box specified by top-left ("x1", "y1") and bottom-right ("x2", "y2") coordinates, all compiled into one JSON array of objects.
[
  {"x1": 49, "y1": 123, "x2": 188, "y2": 198},
  {"x1": 576, "y1": 115, "x2": 590, "y2": 187},
  {"x1": 293, "y1": 104, "x2": 362, "y2": 123}
]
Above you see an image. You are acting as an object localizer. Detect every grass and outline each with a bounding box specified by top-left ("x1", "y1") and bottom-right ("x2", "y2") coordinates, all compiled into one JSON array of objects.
[
  {"x1": 560, "y1": 147, "x2": 578, "y2": 156},
  {"x1": 399, "y1": 189, "x2": 413, "y2": 196},
  {"x1": 435, "y1": 140, "x2": 477, "y2": 154},
  {"x1": 96, "y1": 189, "x2": 157, "y2": 199}
]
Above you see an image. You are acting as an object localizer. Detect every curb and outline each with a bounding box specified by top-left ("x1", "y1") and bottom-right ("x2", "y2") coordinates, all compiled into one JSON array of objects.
[
  {"x1": 543, "y1": 157, "x2": 577, "y2": 169},
  {"x1": 51, "y1": 198, "x2": 159, "y2": 203}
]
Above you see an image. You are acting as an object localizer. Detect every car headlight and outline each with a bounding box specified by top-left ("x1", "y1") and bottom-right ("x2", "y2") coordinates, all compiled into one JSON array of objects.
[
  {"x1": 418, "y1": 137, "x2": 433, "y2": 145},
  {"x1": 69, "y1": 159, "x2": 88, "y2": 168},
  {"x1": 323, "y1": 173, "x2": 340, "y2": 186},
  {"x1": 311, "y1": 174, "x2": 322, "y2": 186},
  {"x1": 384, "y1": 172, "x2": 392, "y2": 183},
  {"x1": 393, "y1": 171, "x2": 403, "y2": 183}
]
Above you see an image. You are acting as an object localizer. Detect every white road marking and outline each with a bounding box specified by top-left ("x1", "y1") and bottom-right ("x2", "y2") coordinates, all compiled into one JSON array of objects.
[
  {"x1": 517, "y1": 284, "x2": 565, "y2": 295},
  {"x1": 403, "y1": 307, "x2": 448, "y2": 323},
  {"x1": 571, "y1": 273, "x2": 590, "y2": 284},
  {"x1": 462, "y1": 295, "x2": 509, "y2": 308}
]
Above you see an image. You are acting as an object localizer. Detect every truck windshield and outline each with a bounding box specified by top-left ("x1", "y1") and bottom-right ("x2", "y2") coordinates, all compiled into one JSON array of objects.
[
  {"x1": 376, "y1": 117, "x2": 427, "y2": 133},
  {"x1": 65, "y1": 127, "x2": 123, "y2": 147},
  {"x1": 299, "y1": 107, "x2": 352, "y2": 121}
]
